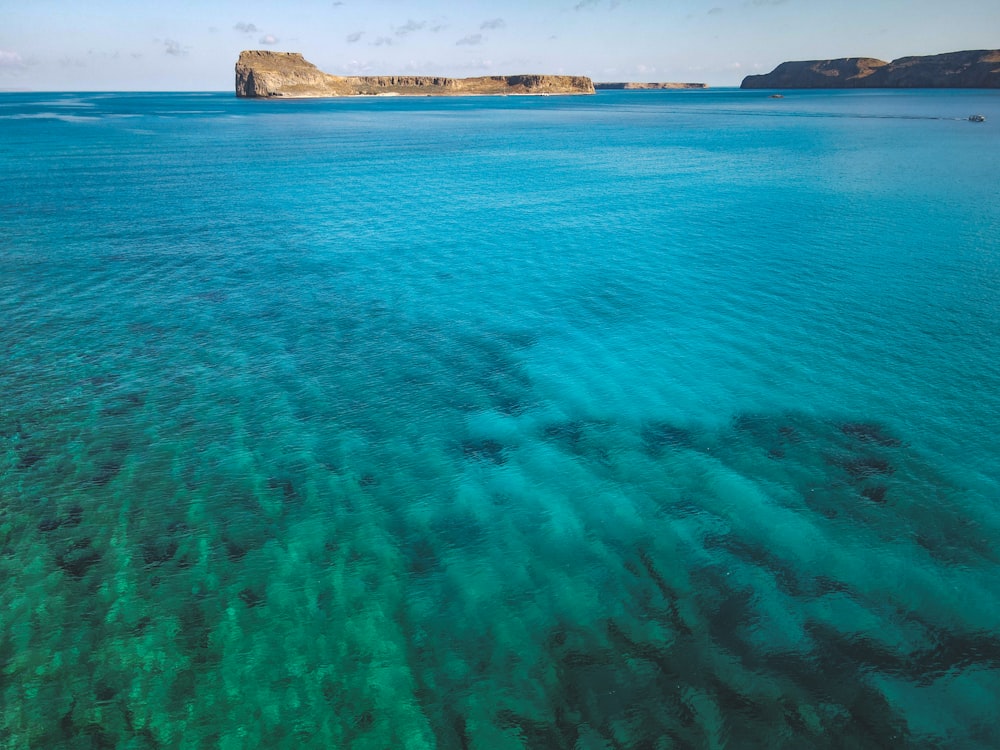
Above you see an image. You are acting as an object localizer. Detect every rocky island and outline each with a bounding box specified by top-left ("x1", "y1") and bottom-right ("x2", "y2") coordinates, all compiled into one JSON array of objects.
[
  {"x1": 235, "y1": 50, "x2": 595, "y2": 98},
  {"x1": 594, "y1": 82, "x2": 707, "y2": 90},
  {"x1": 741, "y1": 49, "x2": 1000, "y2": 89}
]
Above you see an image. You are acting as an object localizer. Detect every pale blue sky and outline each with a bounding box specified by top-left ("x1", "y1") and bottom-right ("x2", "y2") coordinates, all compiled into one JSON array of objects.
[{"x1": 1, "y1": 0, "x2": 997, "y2": 90}]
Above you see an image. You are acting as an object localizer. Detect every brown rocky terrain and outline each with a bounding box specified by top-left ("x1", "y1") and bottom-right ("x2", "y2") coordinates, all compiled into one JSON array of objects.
[
  {"x1": 741, "y1": 49, "x2": 1000, "y2": 89},
  {"x1": 235, "y1": 50, "x2": 595, "y2": 97},
  {"x1": 595, "y1": 82, "x2": 707, "y2": 90}
]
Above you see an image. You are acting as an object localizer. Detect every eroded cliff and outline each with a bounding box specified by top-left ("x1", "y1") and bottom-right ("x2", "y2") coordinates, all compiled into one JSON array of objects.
[
  {"x1": 235, "y1": 51, "x2": 595, "y2": 97},
  {"x1": 741, "y1": 50, "x2": 1000, "y2": 89}
]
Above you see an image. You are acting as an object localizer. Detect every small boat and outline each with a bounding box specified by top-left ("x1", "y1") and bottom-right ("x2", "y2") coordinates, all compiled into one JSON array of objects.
[
  {"x1": 969, "y1": 114, "x2": 986, "y2": 123},
  {"x1": 770, "y1": 94, "x2": 784, "y2": 99}
]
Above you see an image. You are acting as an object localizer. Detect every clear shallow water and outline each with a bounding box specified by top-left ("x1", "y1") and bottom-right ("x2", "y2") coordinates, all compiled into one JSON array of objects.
[{"x1": 2, "y1": 88, "x2": 999, "y2": 748}]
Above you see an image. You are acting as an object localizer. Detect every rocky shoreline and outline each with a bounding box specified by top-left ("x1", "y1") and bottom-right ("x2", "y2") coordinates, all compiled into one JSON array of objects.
[
  {"x1": 741, "y1": 49, "x2": 1000, "y2": 89},
  {"x1": 594, "y1": 82, "x2": 707, "y2": 90},
  {"x1": 235, "y1": 51, "x2": 595, "y2": 98}
]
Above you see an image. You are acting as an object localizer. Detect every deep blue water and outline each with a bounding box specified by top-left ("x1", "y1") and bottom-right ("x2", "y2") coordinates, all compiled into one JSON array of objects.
[{"x1": 2, "y1": 88, "x2": 999, "y2": 748}]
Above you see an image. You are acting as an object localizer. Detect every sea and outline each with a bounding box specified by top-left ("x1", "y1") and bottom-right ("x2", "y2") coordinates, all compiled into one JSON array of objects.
[{"x1": 1, "y1": 88, "x2": 999, "y2": 749}]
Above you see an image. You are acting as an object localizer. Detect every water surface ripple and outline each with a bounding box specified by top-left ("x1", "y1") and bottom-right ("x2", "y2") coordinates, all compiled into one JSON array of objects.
[{"x1": 2, "y1": 89, "x2": 999, "y2": 748}]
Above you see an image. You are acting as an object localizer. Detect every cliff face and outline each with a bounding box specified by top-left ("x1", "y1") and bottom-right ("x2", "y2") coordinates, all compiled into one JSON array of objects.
[
  {"x1": 235, "y1": 51, "x2": 595, "y2": 97},
  {"x1": 741, "y1": 50, "x2": 1000, "y2": 89},
  {"x1": 235, "y1": 51, "x2": 354, "y2": 97},
  {"x1": 594, "y1": 82, "x2": 708, "y2": 90}
]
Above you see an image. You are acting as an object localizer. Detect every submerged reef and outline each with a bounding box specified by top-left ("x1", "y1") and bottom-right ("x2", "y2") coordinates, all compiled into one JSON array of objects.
[{"x1": 5, "y1": 397, "x2": 998, "y2": 747}]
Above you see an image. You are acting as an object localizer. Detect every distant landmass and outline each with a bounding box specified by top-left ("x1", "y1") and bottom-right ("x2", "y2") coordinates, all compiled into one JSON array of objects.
[
  {"x1": 235, "y1": 51, "x2": 595, "y2": 98},
  {"x1": 741, "y1": 49, "x2": 1000, "y2": 89},
  {"x1": 594, "y1": 82, "x2": 707, "y2": 90}
]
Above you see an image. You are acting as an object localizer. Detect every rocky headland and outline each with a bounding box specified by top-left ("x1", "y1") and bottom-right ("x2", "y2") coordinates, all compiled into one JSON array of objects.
[
  {"x1": 235, "y1": 50, "x2": 595, "y2": 97},
  {"x1": 741, "y1": 49, "x2": 1000, "y2": 89},
  {"x1": 594, "y1": 82, "x2": 707, "y2": 90}
]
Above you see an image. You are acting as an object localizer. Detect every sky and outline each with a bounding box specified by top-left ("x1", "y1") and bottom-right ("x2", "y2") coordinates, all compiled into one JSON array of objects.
[{"x1": 0, "y1": 0, "x2": 997, "y2": 90}]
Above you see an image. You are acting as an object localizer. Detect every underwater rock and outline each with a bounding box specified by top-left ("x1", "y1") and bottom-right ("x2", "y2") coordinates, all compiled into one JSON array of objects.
[
  {"x1": 543, "y1": 420, "x2": 585, "y2": 447},
  {"x1": 495, "y1": 709, "x2": 570, "y2": 748},
  {"x1": 56, "y1": 538, "x2": 101, "y2": 579},
  {"x1": 239, "y1": 588, "x2": 263, "y2": 608},
  {"x1": 706, "y1": 534, "x2": 805, "y2": 597},
  {"x1": 861, "y1": 485, "x2": 888, "y2": 504},
  {"x1": 561, "y1": 650, "x2": 615, "y2": 668},
  {"x1": 177, "y1": 603, "x2": 212, "y2": 656},
  {"x1": 267, "y1": 476, "x2": 299, "y2": 503},
  {"x1": 405, "y1": 536, "x2": 441, "y2": 576},
  {"x1": 730, "y1": 412, "x2": 800, "y2": 458},
  {"x1": 93, "y1": 681, "x2": 117, "y2": 704},
  {"x1": 778, "y1": 425, "x2": 799, "y2": 441},
  {"x1": 840, "y1": 422, "x2": 902, "y2": 447},
  {"x1": 707, "y1": 587, "x2": 759, "y2": 652},
  {"x1": 64, "y1": 504, "x2": 84, "y2": 527},
  {"x1": 90, "y1": 459, "x2": 124, "y2": 486},
  {"x1": 224, "y1": 539, "x2": 250, "y2": 562},
  {"x1": 636, "y1": 548, "x2": 673, "y2": 601},
  {"x1": 814, "y1": 576, "x2": 851, "y2": 596},
  {"x1": 708, "y1": 675, "x2": 761, "y2": 718},
  {"x1": 100, "y1": 392, "x2": 146, "y2": 417},
  {"x1": 451, "y1": 714, "x2": 473, "y2": 750},
  {"x1": 461, "y1": 438, "x2": 507, "y2": 465},
  {"x1": 641, "y1": 421, "x2": 693, "y2": 455},
  {"x1": 222, "y1": 509, "x2": 274, "y2": 563},
  {"x1": 913, "y1": 627, "x2": 1000, "y2": 685},
  {"x1": 38, "y1": 516, "x2": 63, "y2": 532},
  {"x1": 635, "y1": 548, "x2": 693, "y2": 636},
  {"x1": 843, "y1": 455, "x2": 894, "y2": 480},
  {"x1": 804, "y1": 621, "x2": 910, "y2": 679},
  {"x1": 82, "y1": 723, "x2": 117, "y2": 750},
  {"x1": 18, "y1": 449, "x2": 44, "y2": 469},
  {"x1": 141, "y1": 538, "x2": 179, "y2": 567}
]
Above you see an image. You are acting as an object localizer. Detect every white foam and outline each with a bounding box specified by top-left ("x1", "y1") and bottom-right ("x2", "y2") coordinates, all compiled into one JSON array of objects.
[{"x1": 0, "y1": 112, "x2": 100, "y2": 122}]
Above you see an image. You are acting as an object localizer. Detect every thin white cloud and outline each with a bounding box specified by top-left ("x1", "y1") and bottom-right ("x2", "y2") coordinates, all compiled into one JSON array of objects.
[
  {"x1": 0, "y1": 50, "x2": 25, "y2": 69},
  {"x1": 259, "y1": 35, "x2": 279, "y2": 46},
  {"x1": 163, "y1": 39, "x2": 187, "y2": 57},
  {"x1": 234, "y1": 22, "x2": 258, "y2": 34},
  {"x1": 462, "y1": 58, "x2": 496, "y2": 71},
  {"x1": 456, "y1": 34, "x2": 483, "y2": 46},
  {"x1": 395, "y1": 19, "x2": 426, "y2": 36},
  {"x1": 346, "y1": 31, "x2": 364, "y2": 43},
  {"x1": 575, "y1": 0, "x2": 625, "y2": 9},
  {"x1": 373, "y1": 36, "x2": 393, "y2": 47},
  {"x1": 480, "y1": 18, "x2": 505, "y2": 30}
]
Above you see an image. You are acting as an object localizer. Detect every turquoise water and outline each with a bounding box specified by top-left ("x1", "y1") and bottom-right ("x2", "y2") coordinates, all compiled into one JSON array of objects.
[{"x1": 2, "y1": 88, "x2": 1000, "y2": 748}]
